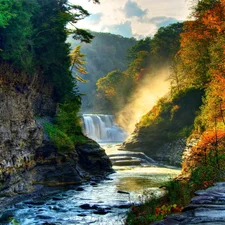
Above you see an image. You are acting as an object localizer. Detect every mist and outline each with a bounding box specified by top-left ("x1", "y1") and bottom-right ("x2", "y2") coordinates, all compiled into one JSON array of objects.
[{"x1": 116, "y1": 67, "x2": 170, "y2": 133}]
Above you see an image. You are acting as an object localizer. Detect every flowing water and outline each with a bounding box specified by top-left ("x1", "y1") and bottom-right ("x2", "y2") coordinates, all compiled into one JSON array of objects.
[
  {"x1": 82, "y1": 114, "x2": 127, "y2": 142},
  {"x1": 1, "y1": 115, "x2": 180, "y2": 225}
]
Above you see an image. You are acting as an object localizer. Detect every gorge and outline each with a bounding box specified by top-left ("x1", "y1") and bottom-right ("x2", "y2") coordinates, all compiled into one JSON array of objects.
[
  {"x1": 0, "y1": 113, "x2": 180, "y2": 225},
  {"x1": 1, "y1": 0, "x2": 225, "y2": 224}
]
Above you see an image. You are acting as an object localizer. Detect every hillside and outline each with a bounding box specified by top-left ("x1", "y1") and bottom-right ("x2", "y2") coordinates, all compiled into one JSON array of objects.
[
  {"x1": 122, "y1": 88, "x2": 204, "y2": 166},
  {"x1": 67, "y1": 32, "x2": 137, "y2": 112}
]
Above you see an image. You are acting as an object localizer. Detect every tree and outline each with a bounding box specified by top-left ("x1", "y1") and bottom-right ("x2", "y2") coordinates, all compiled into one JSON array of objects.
[
  {"x1": 70, "y1": 45, "x2": 88, "y2": 82},
  {"x1": 0, "y1": 0, "x2": 14, "y2": 28},
  {"x1": 151, "y1": 23, "x2": 183, "y2": 64},
  {"x1": 126, "y1": 37, "x2": 151, "y2": 62},
  {"x1": 0, "y1": 0, "x2": 37, "y2": 71},
  {"x1": 0, "y1": 0, "x2": 99, "y2": 100}
]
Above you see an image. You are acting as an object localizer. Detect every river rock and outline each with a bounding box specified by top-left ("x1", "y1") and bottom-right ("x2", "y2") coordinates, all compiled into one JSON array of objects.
[
  {"x1": 37, "y1": 215, "x2": 54, "y2": 220},
  {"x1": 24, "y1": 200, "x2": 46, "y2": 205},
  {"x1": 93, "y1": 209, "x2": 109, "y2": 215},
  {"x1": 79, "y1": 204, "x2": 99, "y2": 210},
  {"x1": 76, "y1": 187, "x2": 85, "y2": 192},
  {"x1": 77, "y1": 214, "x2": 87, "y2": 217}
]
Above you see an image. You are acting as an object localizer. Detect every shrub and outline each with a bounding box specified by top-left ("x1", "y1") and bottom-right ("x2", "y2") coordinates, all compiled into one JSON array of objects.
[
  {"x1": 44, "y1": 123, "x2": 74, "y2": 154},
  {"x1": 44, "y1": 98, "x2": 87, "y2": 153}
]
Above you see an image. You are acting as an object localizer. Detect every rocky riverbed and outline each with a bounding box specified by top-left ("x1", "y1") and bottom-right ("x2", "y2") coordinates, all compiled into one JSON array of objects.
[{"x1": 0, "y1": 144, "x2": 180, "y2": 225}]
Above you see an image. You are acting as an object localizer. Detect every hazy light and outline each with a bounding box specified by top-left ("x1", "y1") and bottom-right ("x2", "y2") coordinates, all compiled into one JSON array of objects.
[{"x1": 116, "y1": 67, "x2": 170, "y2": 133}]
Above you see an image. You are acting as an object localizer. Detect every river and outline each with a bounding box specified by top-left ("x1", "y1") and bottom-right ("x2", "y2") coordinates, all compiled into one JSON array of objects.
[
  {"x1": 2, "y1": 143, "x2": 180, "y2": 225},
  {"x1": 1, "y1": 115, "x2": 180, "y2": 225}
]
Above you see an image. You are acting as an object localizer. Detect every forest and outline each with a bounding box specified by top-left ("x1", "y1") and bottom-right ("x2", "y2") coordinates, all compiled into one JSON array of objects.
[{"x1": 68, "y1": 31, "x2": 136, "y2": 111}]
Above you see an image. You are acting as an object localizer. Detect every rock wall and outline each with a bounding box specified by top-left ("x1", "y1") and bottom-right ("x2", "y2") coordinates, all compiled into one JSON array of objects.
[
  {"x1": 0, "y1": 83, "x2": 113, "y2": 197},
  {"x1": 121, "y1": 133, "x2": 186, "y2": 167}
]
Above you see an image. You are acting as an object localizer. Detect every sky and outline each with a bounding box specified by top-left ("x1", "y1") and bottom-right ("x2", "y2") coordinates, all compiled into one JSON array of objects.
[{"x1": 70, "y1": 0, "x2": 192, "y2": 39}]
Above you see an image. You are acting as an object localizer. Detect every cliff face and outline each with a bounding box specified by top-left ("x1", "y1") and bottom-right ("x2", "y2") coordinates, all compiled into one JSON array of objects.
[
  {"x1": 0, "y1": 83, "x2": 112, "y2": 197},
  {"x1": 122, "y1": 131, "x2": 186, "y2": 167}
]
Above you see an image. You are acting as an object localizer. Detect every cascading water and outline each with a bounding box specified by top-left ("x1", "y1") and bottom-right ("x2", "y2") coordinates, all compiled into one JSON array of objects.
[{"x1": 82, "y1": 114, "x2": 127, "y2": 142}]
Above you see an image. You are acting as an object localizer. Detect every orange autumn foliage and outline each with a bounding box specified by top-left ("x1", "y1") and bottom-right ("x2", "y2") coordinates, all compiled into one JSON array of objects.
[
  {"x1": 182, "y1": 130, "x2": 225, "y2": 174},
  {"x1": 155, "y1": 204, "x2": 183, "y2": 217},
  {"x1": 202, "y1": 2, "x2": 225, "y2": 35},
  {"x1": 179, "y1": 1, "x2": 225, "y2": 88}
]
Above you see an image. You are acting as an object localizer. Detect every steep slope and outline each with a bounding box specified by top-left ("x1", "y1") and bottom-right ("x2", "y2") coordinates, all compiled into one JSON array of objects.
[
  {"x1": 122, "y1": 88, "x2": 204, "y2": 166},
  {"x1": 68, "y1": 32, "x2": 137, "y2": 111}
]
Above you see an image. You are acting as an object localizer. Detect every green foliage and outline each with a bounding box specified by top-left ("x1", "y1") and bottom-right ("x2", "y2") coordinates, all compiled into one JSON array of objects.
[
  {"x1": 96, "y1": 69, "x2": 130, "y2": 112},
  {"x1": 9, "y1": 217, "x2": 20, "y2": 225},
  {"x1": 95, "y1": 22, "x2": 184, "y2": 113},
  {"x1": 45, "y1": 96, "x2": 86, "y2": 153},
  {"x1": 151, "y1": 23, "x2": 183, "y2": 64},
  {"x1": 45, "y1": 123, "x2": 74, "y2": 154},
  {"x1": 0, "y1": 0, "x2": 97, "y2": 100},
  {"x1": 126, "y1": 37, "x2": 151, "y2": 62},
  {"x1": 68, "y1": 32, "x2": 136, "y2": 111},
  {"x1": 188, "y1": 146, "x2": 225, "y2": 189},
  {"x1": 126, "y1": 183, "x2": 185, "y2": 225},
  {"x1": 137, "y1": 88, "x2": 204, "y2": 149},
  {"x1": 194, "y1": 0, "x2": 219, "y2": 16},
  {"x1": 0, "y1": 0, "x2": 37, "y2": 71},
  {"x1": 0, "y1": 0, "x2": 14, "y2": 28}
]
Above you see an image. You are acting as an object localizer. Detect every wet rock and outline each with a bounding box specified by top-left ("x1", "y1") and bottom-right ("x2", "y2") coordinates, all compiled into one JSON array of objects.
[
  {"x1": 38, "y1": 209, "x2": 45, "y2": 212},
  {"x1": 79, "y1": 204, "x2": 99, "y2": 210},
  {"x1": 90, "y1": 182, "x2": 97, "y2": 186},
  {"x1": 154, "y1": 182, "x2": 225, "y2": 224},
  {"x1": 0, "y1": 83, "x2": 113, "y2": 200},
  {"x1": 79, "y1": 204, "x2": 92, "y2": 210},
  {"x1": 104, "y1": 177, "x2": 113, "y2": 181},
  {"x1": 190, "y1": 195, "x2": 215, "y2": 204},
  {"x1": 76, "y1": 187, "x2": 84, "y2": 192},
  {"x1": 117, "y1": 204, "x2": 132, "y2": 209},
  {"x1": 52, "y1": 197, "x2": 64, "y2": 201},
  {"x1": 0, "y1": 210, "x2": 15, "y2": 222},
  {"x1": 37, "y1": 215, "x2": 54, "y2": 220},
  {"x1": 24, "y1": 200, "x2": 45, "y2": 205},
  {"x1": 76, "y1": 141, "x2": 114, "y2": 177},
  {"x1": 77, "y1": 214, "x2": 87, "y2": 217},
  {"x1": 93, "y1": 209, "x2": 109, "y2": 215}
]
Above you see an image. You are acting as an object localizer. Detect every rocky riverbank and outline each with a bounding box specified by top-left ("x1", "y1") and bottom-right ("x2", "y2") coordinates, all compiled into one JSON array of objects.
[
  {"x1": 152, "y1": 182, "x2": 225, "y2": 225},
  {"x1": 0, "y1": 82, "x2": 113, "y2": 198}
]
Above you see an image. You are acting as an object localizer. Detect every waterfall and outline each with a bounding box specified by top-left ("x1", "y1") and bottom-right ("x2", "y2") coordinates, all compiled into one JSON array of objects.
[{"x1": 82, "y1": 114, "x2": 127, "y2": 142}]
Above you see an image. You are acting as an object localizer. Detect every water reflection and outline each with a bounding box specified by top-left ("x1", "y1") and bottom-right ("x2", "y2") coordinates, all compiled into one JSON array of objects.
[{"x1": 2, "y1": 144, "x2": 180, "y2": 225}]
